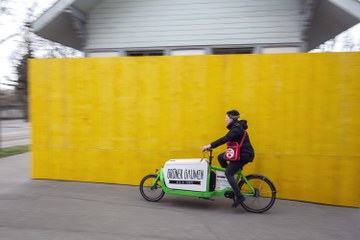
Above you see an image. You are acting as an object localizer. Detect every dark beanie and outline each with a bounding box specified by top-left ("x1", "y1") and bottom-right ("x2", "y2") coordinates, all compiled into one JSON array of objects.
[{"x1": 226, "y1": 110, "x2": 240, "y2": 119}]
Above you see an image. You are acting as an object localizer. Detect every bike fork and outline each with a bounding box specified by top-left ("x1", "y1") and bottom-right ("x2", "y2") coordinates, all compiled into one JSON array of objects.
[
  {"x1": 240, "y1": 175, "x2": 256, "y2": 196},
  {"x1": 151, "y1": 174, "x2": 161, "y2": 190}
]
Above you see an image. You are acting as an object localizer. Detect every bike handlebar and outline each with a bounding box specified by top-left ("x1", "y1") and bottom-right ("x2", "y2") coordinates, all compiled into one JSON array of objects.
[{"x1": 202, "y1": 149, "x2": 213, "y2": 165}]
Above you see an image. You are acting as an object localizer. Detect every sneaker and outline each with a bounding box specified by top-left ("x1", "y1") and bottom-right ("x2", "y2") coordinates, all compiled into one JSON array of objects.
[{"x1": 232, "y1": 195, "x2": 245, "y2": 208}]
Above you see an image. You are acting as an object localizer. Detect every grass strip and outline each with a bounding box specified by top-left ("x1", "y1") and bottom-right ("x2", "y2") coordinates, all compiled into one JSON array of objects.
[{"x1": 0, "y1": 145, "x2": 30, "y2": 158}]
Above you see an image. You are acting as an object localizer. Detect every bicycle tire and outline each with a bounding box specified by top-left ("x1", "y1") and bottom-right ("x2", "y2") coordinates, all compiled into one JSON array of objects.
[
  {"x1": 139, "y1": 174, "x2": 165, "y2": 202},
  {"x1": 238, "y1": 174, "x2": 276, "y2": 213}
]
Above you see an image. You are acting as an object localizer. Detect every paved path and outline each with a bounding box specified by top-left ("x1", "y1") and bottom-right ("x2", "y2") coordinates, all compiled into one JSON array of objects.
[
  {"x1": 0, "y1": 153, "x2": 359, "y2": 240},
  {"x1": 0, "y1": 120, "x2": 30, "y2": 148}
]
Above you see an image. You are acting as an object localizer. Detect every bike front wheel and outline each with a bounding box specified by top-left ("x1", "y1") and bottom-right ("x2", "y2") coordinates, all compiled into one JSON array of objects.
[
  {"x1": 139, "y1": 174, "x2": 165, "y2": 202},
  {"x1": 239, "y1": 174, "x2": 276, "y2": 213}
]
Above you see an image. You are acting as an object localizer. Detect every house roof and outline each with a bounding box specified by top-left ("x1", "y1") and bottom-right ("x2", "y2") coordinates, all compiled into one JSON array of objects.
[
  {"x1": 32, "y1": 0, "x2": 100, "y2": 50},
  {"x1": 32, "y1": 0, "x2": 360, "y2": 51},
  {"x1": 306, "y1": 0, "x2": 360, "y2": 50}
]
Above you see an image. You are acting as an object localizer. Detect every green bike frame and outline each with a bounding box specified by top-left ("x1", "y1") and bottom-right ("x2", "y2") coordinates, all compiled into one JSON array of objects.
[{"x1": 151, "y1": 161, "x2": 256, "y2": 199}]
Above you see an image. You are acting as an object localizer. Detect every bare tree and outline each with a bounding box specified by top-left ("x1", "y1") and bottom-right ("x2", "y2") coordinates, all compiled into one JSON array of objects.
[
  {"x1": 341, "y1": 31, "x2": 360, "y2": 51},
  {"x1": 0, "y1": 0, "x2": 15, "y2": 42},
  {"x1": 1, "y1": 1, "x2": 82, "y2": 120},
  {"x1": 312, "y1": 24, "x2": 360, "y2": 52},
  {"x1": 0, "y1": 0, "x2": 12, "y2": 15},
  {"x1": 6, "y1": 3, "x2": 36, "y2": 121},
  {"x1": 317, "y1": 39, "x2": 336, "y2": 52}
]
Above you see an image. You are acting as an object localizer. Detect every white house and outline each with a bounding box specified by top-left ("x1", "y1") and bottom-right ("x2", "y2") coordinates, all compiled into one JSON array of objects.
[{"x1": 32, "y1": 0, "x2": 360, "y2": 56}]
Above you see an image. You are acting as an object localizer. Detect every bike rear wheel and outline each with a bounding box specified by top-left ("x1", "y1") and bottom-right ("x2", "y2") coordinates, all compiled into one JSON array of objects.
[
  {"x1": 139, "y1": 174, "x2": 165, "y2": 202},
  {"x1": 239, "y1": 174, "x2": 276, "y2": 213}
]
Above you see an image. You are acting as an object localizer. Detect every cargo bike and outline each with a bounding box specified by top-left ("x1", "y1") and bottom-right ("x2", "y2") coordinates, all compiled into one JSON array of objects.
[{"x1": 139, "y1": 150, "x2": 276, "y2": 213}]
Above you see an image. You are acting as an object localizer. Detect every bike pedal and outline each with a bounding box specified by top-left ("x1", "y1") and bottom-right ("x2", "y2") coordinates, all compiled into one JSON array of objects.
[{"x1": 224, "y1": 191, "x2": 235, "y2": 200}]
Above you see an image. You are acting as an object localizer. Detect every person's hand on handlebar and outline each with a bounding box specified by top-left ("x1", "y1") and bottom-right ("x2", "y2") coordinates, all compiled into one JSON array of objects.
[{"x1": 202, "y1": 144, "x2": 211, "y2": 152}]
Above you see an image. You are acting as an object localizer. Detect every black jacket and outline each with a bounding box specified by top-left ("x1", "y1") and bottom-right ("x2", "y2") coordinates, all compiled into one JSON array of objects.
[{"x1": 210, "y1": 120, "x2": 255, "y2": 162}]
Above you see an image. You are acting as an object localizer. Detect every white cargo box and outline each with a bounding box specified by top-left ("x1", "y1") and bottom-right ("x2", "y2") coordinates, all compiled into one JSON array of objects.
[
  {"x1": 163, "y1": 159, "x2": 209, "y2": 192},
  {"x1": 215, "y1": 170, "x2": 231, "y2": 190}
]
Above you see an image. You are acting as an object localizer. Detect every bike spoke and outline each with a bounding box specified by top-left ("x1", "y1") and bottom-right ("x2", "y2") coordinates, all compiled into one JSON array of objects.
[
  {"x1": 239, "y1": 175, "x2": 276, "y2": 213},
  {"x1": 140, "y1": 174, "x2": 165, "y2": 202}
]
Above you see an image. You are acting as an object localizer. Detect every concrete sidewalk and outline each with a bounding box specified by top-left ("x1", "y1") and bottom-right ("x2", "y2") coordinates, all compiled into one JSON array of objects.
[
  {"x1": 0, "y1": 120, "x2": 30, "y2": 148},
  {"x1": 0, "y1": 153, "x2": 359, "y2": 240}
]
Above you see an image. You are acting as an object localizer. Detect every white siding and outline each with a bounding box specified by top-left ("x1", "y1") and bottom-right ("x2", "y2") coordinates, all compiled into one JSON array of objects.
[
  {"x1": 87, "y1": 51, "x2": 119, "y2": 57},
  {"x1": 261, "y1": 46, "x2": 301, "y2": 53},
  {"x1": 86, "y1": 0, "x2": 303, "y2": 50}
]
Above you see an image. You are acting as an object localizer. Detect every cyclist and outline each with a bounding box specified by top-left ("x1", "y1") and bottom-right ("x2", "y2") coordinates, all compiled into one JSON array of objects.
[{"x1": 202, "y1": 110, "x2": 255, "y2": 208}]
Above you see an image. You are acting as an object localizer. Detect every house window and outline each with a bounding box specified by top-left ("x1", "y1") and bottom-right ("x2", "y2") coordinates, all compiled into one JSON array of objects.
[
  {"x1": 126, "y1": 50, "x2": 164, "y2": 56},
  {"x1": 212, "y1": 48, "x2": 253, "y2": 55}
]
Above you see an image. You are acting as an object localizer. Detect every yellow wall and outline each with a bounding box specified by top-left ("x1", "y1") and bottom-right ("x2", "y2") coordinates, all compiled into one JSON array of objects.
[{"x1": 29, "y1": 53, "x2": 360, "y2": 207}]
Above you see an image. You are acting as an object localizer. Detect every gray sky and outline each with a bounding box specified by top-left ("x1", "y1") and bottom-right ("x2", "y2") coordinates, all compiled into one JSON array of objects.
[
  {"x1": 0, "y1": 0, "x2": 359, "y2": 89},
  {"x1": 0, "y1": 0, "x2": 57, "y2": 88}
]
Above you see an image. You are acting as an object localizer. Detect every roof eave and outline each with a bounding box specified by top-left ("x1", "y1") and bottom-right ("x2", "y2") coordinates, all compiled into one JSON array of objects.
[
  {"x1": 32, "y1": 0, "x2": 85, "y2": 50},
  {"x1": 305, "y1": 0, "x2": 360, "y2": 51}
]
